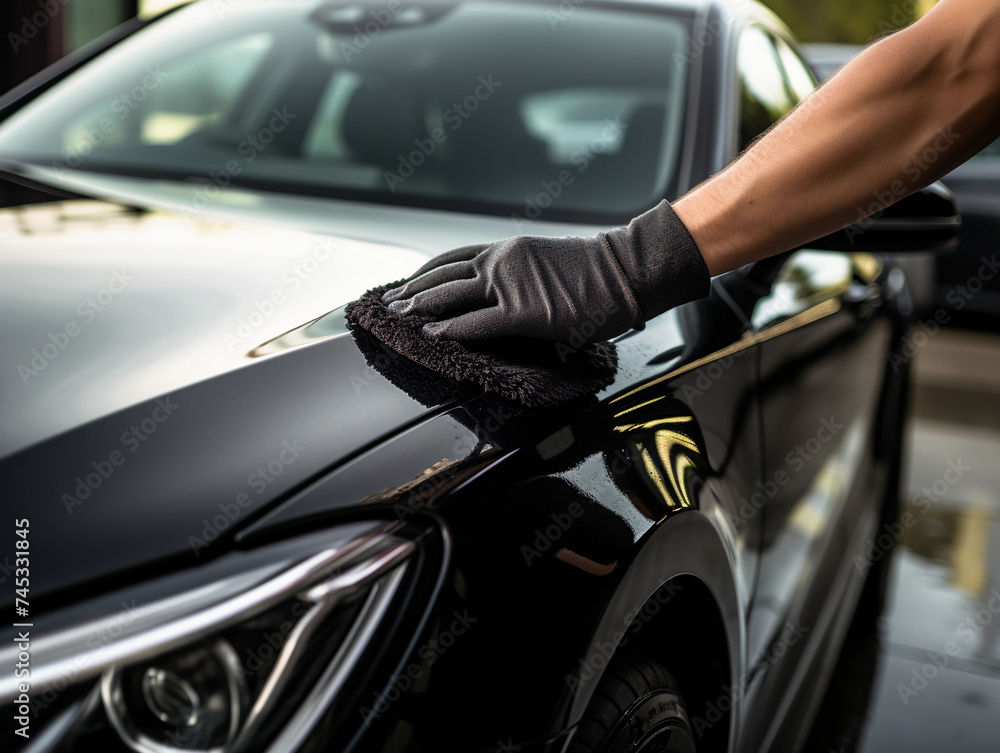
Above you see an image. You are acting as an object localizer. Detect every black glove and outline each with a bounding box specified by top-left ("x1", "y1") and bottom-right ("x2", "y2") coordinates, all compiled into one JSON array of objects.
[{"x1": 382, "y1": 200, "x2": 711, "y2": 343}]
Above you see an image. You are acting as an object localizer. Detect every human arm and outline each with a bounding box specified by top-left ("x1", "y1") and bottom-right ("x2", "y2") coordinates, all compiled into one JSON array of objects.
[
  {"x1": 679, "y1": 0, "x2": 1000, "y2": 275},
  {"x1": 386, "y1": 0, "x2": 1000, "y2": 340}
]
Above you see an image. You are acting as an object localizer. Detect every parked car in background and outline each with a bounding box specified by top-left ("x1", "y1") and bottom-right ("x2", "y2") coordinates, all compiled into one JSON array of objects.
[
  {"x1": 0, "y1": 3, "x2": 958, "y2": 752},
  {"x1": 805, "y1": 42, "x2": 1000, "y2": 330}
]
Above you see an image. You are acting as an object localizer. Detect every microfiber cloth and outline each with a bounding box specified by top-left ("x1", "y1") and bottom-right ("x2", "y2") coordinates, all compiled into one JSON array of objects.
[{"x1": 345, "y1": 281, "x2": 618, "y2": 407}]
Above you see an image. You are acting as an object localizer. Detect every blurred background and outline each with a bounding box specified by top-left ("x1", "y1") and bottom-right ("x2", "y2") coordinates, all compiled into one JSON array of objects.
[
  {"x1": 0, "y1": 0, "x2": 944, "y2": 95},
  {"x1": 2, "y1": 1, "x2": 997, "y2": 751}
]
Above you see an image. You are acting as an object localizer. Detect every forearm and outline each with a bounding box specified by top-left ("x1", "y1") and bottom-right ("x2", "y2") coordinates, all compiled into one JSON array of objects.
[{"x1": 675, "y1": 0, "x2": 1000, "y2": 276}]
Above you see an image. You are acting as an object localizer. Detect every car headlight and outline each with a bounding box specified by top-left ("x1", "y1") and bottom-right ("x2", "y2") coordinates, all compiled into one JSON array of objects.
[{"x1": 2, "y1": 521, "x2": 433, "y2": 753}]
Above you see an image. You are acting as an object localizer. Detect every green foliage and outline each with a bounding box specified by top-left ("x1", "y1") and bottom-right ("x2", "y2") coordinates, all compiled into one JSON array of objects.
[{"x1": 760, "y1": 0, "x2": 918, "y2": 44}]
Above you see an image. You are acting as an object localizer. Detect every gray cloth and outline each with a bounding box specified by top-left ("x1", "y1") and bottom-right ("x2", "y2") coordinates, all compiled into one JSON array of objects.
[
  {"x1": 382, "y1": 200, "x2": 711, "y2": 342},
  {"x1": 345, "y1": 282, "x2": 618, "y2": 407}
]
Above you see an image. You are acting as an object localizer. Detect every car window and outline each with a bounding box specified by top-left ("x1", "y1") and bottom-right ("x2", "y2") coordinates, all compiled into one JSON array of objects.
[
  {"x1": 737, "y1": 26, "x2": 795, "y2": 151},
  {"x1": 60, "y1": 32, "x2": 275, "y2": 154},
  {"x1": 972, "y1": 138, "x2": 1000, "y2": 161},
  {"x1": 773, "y1": 37, "x2": 817, "y2": 103},
  {"x1": 0, "y1": 0, "x2": 692, "y2": 222}
]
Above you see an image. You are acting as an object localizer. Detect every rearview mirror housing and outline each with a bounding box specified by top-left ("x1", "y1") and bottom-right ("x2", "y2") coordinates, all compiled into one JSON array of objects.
[{"x1": 807, "y1": 181, "x2": 961, "y2": 255}]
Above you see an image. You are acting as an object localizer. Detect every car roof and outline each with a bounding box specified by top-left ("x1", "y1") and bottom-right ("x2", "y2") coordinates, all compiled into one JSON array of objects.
[{"x1": 585, "y1": 0, "x2": 791, "y2": 38}]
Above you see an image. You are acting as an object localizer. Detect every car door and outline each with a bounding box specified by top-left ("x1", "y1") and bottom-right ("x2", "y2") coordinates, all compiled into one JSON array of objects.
[{"x1": 733, "y1": 31, "x2": 897, "y2": 752}]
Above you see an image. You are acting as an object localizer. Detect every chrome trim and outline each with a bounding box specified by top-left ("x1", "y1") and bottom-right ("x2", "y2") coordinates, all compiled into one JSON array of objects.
[
  {"x1": 233, "y1": 540, "x2": 415, "y2": 745},
  {"x1": 263, "y1": 564, "x2": 409, "y2": 753},
  {"x1": 0, "y1": 529, "x2": 409, "y2": 702},
  {"x1": 302, "y1": 540, "x2": 415, "y2": 603}
]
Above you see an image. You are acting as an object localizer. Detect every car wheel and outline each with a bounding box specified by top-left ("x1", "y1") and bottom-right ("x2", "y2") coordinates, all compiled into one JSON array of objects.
[{"x1": 568, "y1": 650, "x2": 697, "y2": 753}]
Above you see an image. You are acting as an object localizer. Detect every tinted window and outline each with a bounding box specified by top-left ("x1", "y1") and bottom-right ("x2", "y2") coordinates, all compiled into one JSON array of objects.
[
  {"x1": 973, "y1": 138, "x2": 1000, "y2": 160},
  {"x1": 773, "y1": 37, "x2": 817, "y2": 103},
  {"x1": 0, "y1": 0, "x2": 691, "y2": 221},
  {"x1": 737, "y1": 26, "x2": 795, "y2": 150}
]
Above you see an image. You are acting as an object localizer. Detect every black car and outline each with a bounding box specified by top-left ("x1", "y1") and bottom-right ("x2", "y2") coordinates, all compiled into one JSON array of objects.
[
  {"x1": 0, "y1": 2, "x2": 959, "y2": 752},
  {"x1": 806, "y1": 42, "x2": 1000, "y2": 330}
]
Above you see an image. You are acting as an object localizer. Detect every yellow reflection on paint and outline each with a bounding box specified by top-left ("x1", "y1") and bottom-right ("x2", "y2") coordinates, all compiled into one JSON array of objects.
[
  {"x1": 672, "y1": 453, "x2": 697, "y2": 508},
  {"x1": 653, "y1": 428, "x2": 700, "y2": 455},
  {"x1": 611, "y1": 298, "x2": 840, "y2": 404},
  {"x1": 638, "y1": 443, "x2": 672, "y2": 506},
  {"x1": 613, "y1": 396, "x2": 665, "y2": 418},
  {"x1": 614, "y1": 415, "x2": 692, "y2": 433},
  {"x1": 655, "y1": 430, "x2": 700, "y2": 509}
]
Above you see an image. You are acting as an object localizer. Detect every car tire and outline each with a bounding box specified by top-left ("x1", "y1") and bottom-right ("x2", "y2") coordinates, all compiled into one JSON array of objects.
[{"x1": 567, "y1": 650, "x2": 697, "y2": 753}]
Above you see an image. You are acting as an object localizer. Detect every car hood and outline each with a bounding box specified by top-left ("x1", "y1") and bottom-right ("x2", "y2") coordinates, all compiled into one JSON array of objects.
[
  {"x1": 0, "y1": 168, "x2": 610, "y2": 600},
  {"x1": 0, "y1": 199, "x2": 430, "y2": 457}
]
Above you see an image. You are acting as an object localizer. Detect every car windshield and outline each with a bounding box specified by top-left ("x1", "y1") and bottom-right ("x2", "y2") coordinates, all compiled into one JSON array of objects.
[
  {"x1": 0, "y1": 0, "x2": 692, "y2": 222},
  {"x1": 974, "y1": 138, "x2": 1000, "y2": 160}
]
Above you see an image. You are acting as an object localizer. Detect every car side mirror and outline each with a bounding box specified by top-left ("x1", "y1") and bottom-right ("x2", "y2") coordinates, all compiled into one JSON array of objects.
[{"x1": 806, "y1": 181, "x2": 960, "y2": 255}]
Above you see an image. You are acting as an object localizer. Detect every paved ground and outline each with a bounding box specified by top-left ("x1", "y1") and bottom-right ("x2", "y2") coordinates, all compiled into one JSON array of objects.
[{"x1": 806, "y1": 328, "x2": 1000, "y2": 751}]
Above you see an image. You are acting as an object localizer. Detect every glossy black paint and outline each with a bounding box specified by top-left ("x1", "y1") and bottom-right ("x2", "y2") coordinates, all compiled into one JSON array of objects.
[
  {"x1": 810, "y1": 182, "x2": 961, "y2": 256},
  {"x1": 804, "y1": 43, "x2": 999, "y2": 330},
  {"x1": 0, "y1": 2, "x2": 935, "y2": 753},
  {"x1": 934, "y1": 160, "x2": 1000, "y2": 330}
]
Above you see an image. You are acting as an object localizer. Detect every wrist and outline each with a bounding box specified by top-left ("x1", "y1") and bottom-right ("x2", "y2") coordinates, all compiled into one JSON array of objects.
[
  {"x1": 672, "y1": 198, "x2": 733, "y2": 277},
  {"x1": 605, "y1": 200, "x2": 712, "y2": 322}
]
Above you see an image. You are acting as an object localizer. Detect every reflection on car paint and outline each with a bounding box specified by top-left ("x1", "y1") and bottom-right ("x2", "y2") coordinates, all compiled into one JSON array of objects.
[
  {"x1": 613, "y1": 413, "x2": 700, "y2": 515},
  {"x1": 248, "y1": 307, "x2": 352, "y2": 359}
]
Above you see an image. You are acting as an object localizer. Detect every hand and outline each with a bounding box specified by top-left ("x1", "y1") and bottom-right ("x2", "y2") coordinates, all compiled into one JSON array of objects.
[{"x1": 382, "y1": 200, "x2": 711, "y2": 343}]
